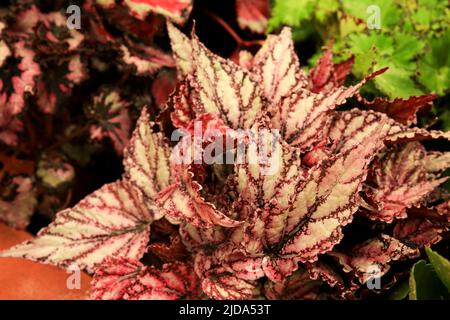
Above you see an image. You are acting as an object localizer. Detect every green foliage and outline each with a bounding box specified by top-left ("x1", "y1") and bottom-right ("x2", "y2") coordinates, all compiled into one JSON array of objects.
[
  {"x1": 408, "y1": 248, "x2": 450, "y2": 300},
  {"x1": 269, "y1": 0, "x2": 450, "y2": 99}
]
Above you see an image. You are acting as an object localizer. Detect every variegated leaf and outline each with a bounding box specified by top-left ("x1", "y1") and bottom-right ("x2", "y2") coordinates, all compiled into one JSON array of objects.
[
  {"x1": 367, "y1": 143, "x2": 448, "y2": 223},
  {"x1": 236, "y1": 0, "x2": 270, "y2": 34},
  {"x1": 0, "y1": 176, "x2": 37, "y2": 229},
  {"x1": 123, "y1": 108, "x2": 172, "y2": 205},
  {"x1": 167, "y1": 22, "x2": 193, "y2": 77},
  {"x1": 190, "y1": 34, "x2": 263, "y2": 129},
  {"x1": 0, "y1": 181, "x2": 153, "y2": 273},
  {"x1": 157, "y1": 167, "x2": 242, "y2": 228},
  {"x1": 306, "y1": 261, "x2": 350, "y2": 295},
  {"x1": 394, "y1": 217, "x2": 446, "y2": 247},
  {"x1": 168, "y1": 79, "x2": 196, "y2": 129},
  {"x1": 124, "y1": 0, "x2": 193, "y2": 24},
  {"x1": 328, "y1": 109, "x2": 450, "y2": 151},
  {"x1": 328, "y1": 109, "x2": 393, "y2": 153},
  {"x1": 120, "y1": 43, "x2": 175, "y2": 75},
  {"x1": 270, "y1": 122, "x2": 387, "y2": 275},
  {"x1": 264, "y1": 268, "x2": 323, "y2": 300},
  {"x1": 276, "y1": 69, "x2": 387, "y2": 151},
  {"x1": 252, "y1": 27, "x2": 307, "y2": 107},
  {"x1": 147, "y1": 234, "x2": 189, "y2": 262},
  {"x1": 385, "y1": 125, "x2": 450, "y2": 144},
  {"x1": 330, "y1": 235, "x2": 419, "y2": 284},
  {"x1": 423, "y1": 151, "x2": 450, "y2": 173},
  {"x1": 91, "y1": 257, "x2": 199, "y2": 300},
  {"x1": 236, "y1": 118, "x2": 304, "y2": 249},
  {"x1": 201, "y1": 267, "x2": 259, "y2": 300},
  {"x1": 0, "y1": 41, "x2": 41, "y2": 115},
  {"x1": 179, "y1": 222, "x2": 227, "y2": 251},
  {"x1": 86, "y1": 87, "x2": 131, "y2": 155},
  {"x1": 233, "y1": 119, "x2": 387, "y2": 281}
]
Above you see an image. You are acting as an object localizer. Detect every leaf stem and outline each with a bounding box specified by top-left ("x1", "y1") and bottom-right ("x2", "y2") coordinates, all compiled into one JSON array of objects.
[{"x1": 201, "y1": 10, "x2": 264, "y2": 49}]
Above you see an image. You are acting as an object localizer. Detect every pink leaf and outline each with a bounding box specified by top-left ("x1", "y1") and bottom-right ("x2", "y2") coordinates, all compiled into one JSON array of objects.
[
  {"x1": 0, "y1": 181, "x2": 153, "y2": 273},
  {"x1": 120, "y1": 43, "x2": 175, "y2": 75},
  {"x1": 124, "y1": 0, "x2": 193, "y2": 24},
  {"x1": 236, "y1": 0, "x2": 270, "y2": 34},
  {"x1": 189, "y1": 33, "x2": 263, "y2": 129},
  {"x1": 330, "y1": 235, "x2": 419, "y2": 284},
  {"x1": 276, "y1": 69, "x2": 386, "y2": 150},
  {"x1": 367, "y1": 143, "x2": 448, "y2": 223},
  {"x1": 157, "y1": 167, "x2": 242, "y2": 228},
  {"x1": 91, "y1": 257, "x2": 200, "y2": 300},
  {"x1": 252, "y1": 27, "x2": 307, "y2": 107},
  {"x1": 201, "y1": 267, "x2": 258, "y2": 300}
]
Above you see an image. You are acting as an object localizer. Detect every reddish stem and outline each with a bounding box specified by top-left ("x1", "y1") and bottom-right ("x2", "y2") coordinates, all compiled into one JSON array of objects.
[{"x1": 201, "y1": 10, "x2": 264, "y2": 48}]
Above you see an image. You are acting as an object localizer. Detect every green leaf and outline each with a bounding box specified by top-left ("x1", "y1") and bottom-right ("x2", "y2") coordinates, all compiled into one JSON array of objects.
[
  {"x1": 268, "y1": 0, "x2": 316, "y2": 31},
  {"x1": 341, "y1": 0, "x2": 401, "y2": 29},
  {"x1": 388, "y1": 279, "x2": 409, "y2": 300},
  {"x1": 409, "y1": 260, "x2": 450, "y2": 300},
  {"x1": 425, "y1": 247, "x2": 450, "y2": 292},
  {"x1": 418, "y1": 30, "x2": 450, "y2": 95}
]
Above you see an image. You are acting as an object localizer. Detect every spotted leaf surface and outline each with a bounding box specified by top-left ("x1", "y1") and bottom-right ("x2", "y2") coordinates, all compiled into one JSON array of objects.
[
  {"x1": 91, "y1": 257, "x2": 199, "y2": 299},
  {"x1": 0, "y1": 181, "x2": 153, "y2": 273}
]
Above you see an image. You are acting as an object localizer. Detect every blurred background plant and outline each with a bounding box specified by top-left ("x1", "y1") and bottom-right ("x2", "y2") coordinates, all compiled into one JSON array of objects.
[{"x1": 269, "y1": 0, "x2": 450, "y2": 130}]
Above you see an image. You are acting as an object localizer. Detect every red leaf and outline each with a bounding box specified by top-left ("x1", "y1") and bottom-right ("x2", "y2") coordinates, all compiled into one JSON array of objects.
[
  {"x1": 148, "y1": 234, "x2": 189, "y2": 262},
  {"x1": 394, "y1": 217, "x2": 446, "y2": 247},
  {"x1": 236, "y1": 0, "x2": 270, "y2": 34},
  {"x1": 359, "y1": 94, "x2": 436, "y2": 126},
  {"x1": 308, "y1": 43, "x2": 354, "y2": 93},
  {"x1": 124, "y1": 0, "x2": 193, "y2": 24}
]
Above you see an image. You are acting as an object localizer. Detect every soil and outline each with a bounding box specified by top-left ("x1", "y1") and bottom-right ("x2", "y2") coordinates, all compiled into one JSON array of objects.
[{"x1": 0, "y1": 223, "x2": 91, "y2": 300}]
